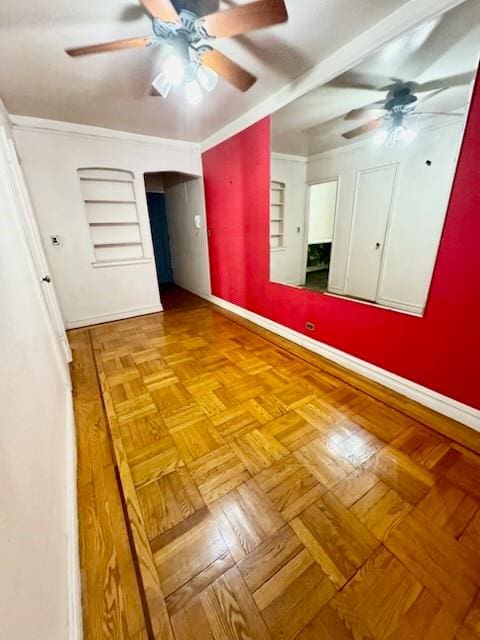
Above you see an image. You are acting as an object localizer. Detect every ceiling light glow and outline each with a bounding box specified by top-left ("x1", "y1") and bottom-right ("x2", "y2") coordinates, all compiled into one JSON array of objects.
[
  {"x1": 186, "y1": 78, "x2": 203, "y2": 105},
  {"x1": 197, "y1": 65, "x2": 218, "y2": 93},
  {"x1": 163, "y1": 53, "x2": 185, "y2": 86},
  {"x1": 403, "y1": 128, "x2": 418, "y2": 144},
  {"x1": 375, "y1": 117, "x2": 417, "y2": 148}
]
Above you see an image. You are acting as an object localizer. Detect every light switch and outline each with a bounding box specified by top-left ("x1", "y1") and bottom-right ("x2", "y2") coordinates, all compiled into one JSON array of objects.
[{"x1": 194, "y1": 215, "x2": 201, "y2": 230}]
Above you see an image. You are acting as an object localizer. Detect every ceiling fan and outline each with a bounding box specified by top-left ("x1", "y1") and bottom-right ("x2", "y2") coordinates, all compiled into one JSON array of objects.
[
  {"x1": 341, "y1": 72, "x2": 472, "y2": 146},
  {"x1": 65, "y1": 0, "x2": 289, "y2": 105}
]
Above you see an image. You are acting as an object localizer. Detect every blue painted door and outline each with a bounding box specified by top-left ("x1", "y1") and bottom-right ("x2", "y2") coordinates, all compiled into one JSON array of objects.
[{"x1": 146, "y1": 192, "x2": 173, "y2": 285}]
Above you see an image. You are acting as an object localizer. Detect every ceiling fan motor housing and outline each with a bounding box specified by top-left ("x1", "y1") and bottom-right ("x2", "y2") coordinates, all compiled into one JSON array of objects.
[
  {"x1": 385, "y1": 86, "x2": 418, "y2": 113},
  {"x1": 152, "y1": 9, "x2": 215, "y2": 81},
  {"x1": 152, "y1": 10, "x2": 212, "y2": 45}
]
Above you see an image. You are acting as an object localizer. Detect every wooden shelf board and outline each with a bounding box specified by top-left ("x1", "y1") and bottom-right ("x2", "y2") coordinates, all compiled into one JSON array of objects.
[
  {"x1": 89, "y1": 222, "x2": 139, "y2": 227},
  {"x1": 85, "y1": 199, "x2": 136, "y2": 205},
  {"x1": 80, "y1": 177, "x2": 133, "y2": 184},
  {"x1": 94, "y1": 242, "x2": 142, "y2": 248}
]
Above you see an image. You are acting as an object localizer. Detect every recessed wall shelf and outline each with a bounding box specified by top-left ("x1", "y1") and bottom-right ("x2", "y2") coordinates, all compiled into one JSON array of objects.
[
  {"x1": 80, "y1": 177, "x2": 133, "y2": 184},
  {"x1": 78, "y1": 168, "x2": 145, "y2": 264},
  {"x1": 89, "y1": 222, "x2": 139, "y2": 227},
  {"x1": 84, "y1": 199, "x2": 137, "y2": 204},
  {"x1": 270, "y1": 180, "x2": 286, "y2": 249},
  {"x1": 93, "y1": 241, "x2": 142, "y2": 248}
]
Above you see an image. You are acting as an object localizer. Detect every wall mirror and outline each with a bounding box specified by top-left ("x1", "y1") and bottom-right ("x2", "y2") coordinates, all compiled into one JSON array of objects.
[{"x1": 269, "y1": 0, "x2": 479, "y2": 315}]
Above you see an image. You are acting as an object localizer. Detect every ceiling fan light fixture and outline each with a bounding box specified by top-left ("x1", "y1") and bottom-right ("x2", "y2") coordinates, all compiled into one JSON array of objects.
[
  {"x1": 380, "y1": 125, "x2": 403, "y2": 149},
  {"x1": 162, "y1": 52, "x2": 186, "y2": 86},
  {"x1": 152, "y1": 71, "x2": 172, "y2": 98},
  {"x1": 375, "y1": 112, "x2": 417, "y2": 148},
  {"x1": 389, "y1": 124, "x2": 407, "y2": 147},
  {"x1": 186, "y1": 78, "x2": 203, "y2": 105},
  {"x1": 403, "y1": 127, "x2": 418, "y2": 144},
  {"x1": 197, "y1": 64, "x2": 218, "y2": 93}
]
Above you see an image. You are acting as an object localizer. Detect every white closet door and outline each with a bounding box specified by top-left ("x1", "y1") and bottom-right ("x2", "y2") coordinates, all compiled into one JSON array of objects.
[
  {"x1": 0, "y1": 125, "x2": 72, "y2": 385},
  {"x1": 346, "y1": 164, "x2": 398, "y2": 302}
]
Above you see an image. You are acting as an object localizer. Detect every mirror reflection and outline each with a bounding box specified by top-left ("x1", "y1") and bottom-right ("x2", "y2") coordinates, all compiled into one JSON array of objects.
[{"x1": 270, "y1": 0, "x2": 479, "y2": 314}]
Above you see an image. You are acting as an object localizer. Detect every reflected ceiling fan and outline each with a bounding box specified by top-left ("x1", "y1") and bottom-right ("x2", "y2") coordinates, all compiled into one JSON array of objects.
[
  {"x1": 65, "y1": 0, "x2": 288, "y2": 104},
  {"x1": 341, "y1": 72, "x2": 472, "y2": 146}
]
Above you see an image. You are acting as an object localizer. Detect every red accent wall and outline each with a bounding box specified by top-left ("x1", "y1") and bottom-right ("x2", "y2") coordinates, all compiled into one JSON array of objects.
[{"x1": 202, "y1": 76, "x2": 480, "y2": 410}]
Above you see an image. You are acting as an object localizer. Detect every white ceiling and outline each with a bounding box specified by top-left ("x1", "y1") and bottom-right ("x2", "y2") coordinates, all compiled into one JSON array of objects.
[
  {"x1": 0, "y1": 0, "x2": 411, "y2": 142},
  {"x1": 271, "y1": 0, "x2": 480, "y2": 156}
]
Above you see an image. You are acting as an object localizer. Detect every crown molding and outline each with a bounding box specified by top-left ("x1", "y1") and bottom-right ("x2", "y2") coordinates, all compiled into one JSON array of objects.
[
  {"x1": 0, "y1": 98, "x2": 11, "y2": 123},
  {"x1": 200, "y1": 0, "x2": 466, "y2": 153},
  {"x1": 271, "y1": 152, "x2": 307, "y2": 163},
  {"x1": 10, "y1": 114, "x2": 201, "y2": 151}
]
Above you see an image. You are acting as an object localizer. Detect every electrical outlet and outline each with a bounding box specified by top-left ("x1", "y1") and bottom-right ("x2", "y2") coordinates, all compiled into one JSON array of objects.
[{"x1": 305, "y1": 321, "x2": 315, "y2": 331}]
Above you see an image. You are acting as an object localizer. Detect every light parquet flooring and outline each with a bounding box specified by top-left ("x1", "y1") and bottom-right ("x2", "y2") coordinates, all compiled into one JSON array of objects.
[{"x1": 71, "y1": 294, "x2": 480, "y2": 639}]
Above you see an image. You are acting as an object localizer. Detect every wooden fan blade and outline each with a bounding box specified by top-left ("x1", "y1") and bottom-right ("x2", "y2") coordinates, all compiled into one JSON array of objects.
[
  {"x1": 201, "y1": 49, "x2": 256, "y2": 91},
  {"x1": 342, "y1": 119, "x2": 383, "y2": 140},
  {"x1": 415, "y1": 111, "x2": 465, "y2": 117},
  {"x1": 202, "y1": 0, "x2": 288, "y2": 39},
  {"x1": 139, "y1": 0, "x2": 179, "y2": 21},
  {"x1": 414, "y1": 72, "x2": 474, "y2": 93},
  {"x1": 331, "y1": 71, "x2": 401, "y2": 92},
  {"x1": 345, "y1": 104, "x2": 385, "y2": 120},
  {"x1": 66, "y1": 36, "x2": 152, "y2": 57}
]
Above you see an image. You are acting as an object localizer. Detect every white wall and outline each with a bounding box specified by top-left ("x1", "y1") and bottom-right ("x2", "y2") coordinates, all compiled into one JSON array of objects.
[
  {"x1": 270, "y1": 154, "x2": 307, "y2": 285},
  {"x1": 13, "y1": 119, "x2": 202, "y2": 328},
  {"x1": 307, "y1": 120, "x2": 465, "y2": 313},
  {"x1": 163, "y1": 174, "x2": 212, "y2": 297},
  {"x1": 0, "y1": 109, "x2": 75, "y2": 639}
]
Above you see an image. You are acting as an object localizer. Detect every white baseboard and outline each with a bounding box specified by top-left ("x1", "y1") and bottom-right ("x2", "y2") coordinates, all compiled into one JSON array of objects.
[
  {"x1": 66, "y1": 392, "x2": 82, "y2": 640},
  {"x1": 66, "y1": 304, "x2": 163, "y2": 329},
  {"x1": 192, "y1": 290, "x2": 480, "y2": 432}
]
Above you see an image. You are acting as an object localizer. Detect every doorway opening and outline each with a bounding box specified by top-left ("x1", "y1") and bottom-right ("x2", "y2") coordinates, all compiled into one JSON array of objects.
[
  {"x1": 143, "y1": 171, "x2": 212, "y2": 311},
  {"x1": 146, "y1": 190, "x2": 174, "y2": 286},
  {"x1": 144, "y1": 173, "x2": 174, "y2": 312},
  {"x1": 304, "y1": 179, "x2": 338, "y2": 292}
]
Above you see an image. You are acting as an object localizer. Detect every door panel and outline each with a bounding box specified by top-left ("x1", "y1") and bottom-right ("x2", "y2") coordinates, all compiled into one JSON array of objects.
[{"x1": 346, "y1": 164, "x2": 398, "y2": 302}]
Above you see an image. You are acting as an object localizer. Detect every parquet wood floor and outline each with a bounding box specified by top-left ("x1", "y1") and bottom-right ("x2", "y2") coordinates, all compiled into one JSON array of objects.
[{"x1": 71, "y1": 292, "x2": 480, "y2": 639}]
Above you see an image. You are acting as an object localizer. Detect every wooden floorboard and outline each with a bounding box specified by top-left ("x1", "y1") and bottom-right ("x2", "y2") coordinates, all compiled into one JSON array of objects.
[
  {"x1": 71, "y1": 288, "x2": 480, "y2": 639},
  {"x1": 70, "y1": 329, "x2": 149, "y2": 640},
  {"x1": 208, "y1": 302, "x2": 480, "y2": 455}
]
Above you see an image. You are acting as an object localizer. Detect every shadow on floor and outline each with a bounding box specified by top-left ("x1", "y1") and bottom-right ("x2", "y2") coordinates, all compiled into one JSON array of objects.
[{"x1": 160, "y1": 283, "x2": 207, "y2": 312}]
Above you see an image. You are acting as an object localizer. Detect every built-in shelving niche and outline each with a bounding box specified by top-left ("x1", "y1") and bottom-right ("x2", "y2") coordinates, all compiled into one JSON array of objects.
[
  {"x1": 270, "y1": 180, "x2": 286, "y2": 249},
  {"x1": 78, "y1": 168, "x2": 144, "y2": 263}
]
